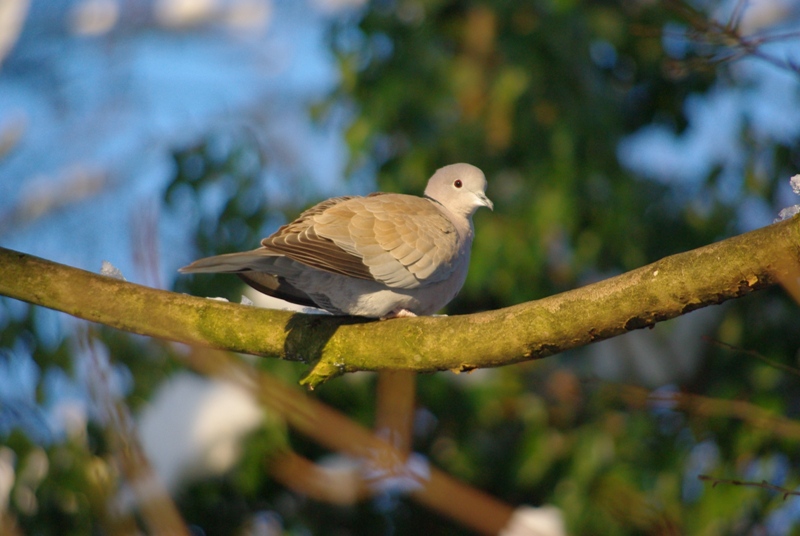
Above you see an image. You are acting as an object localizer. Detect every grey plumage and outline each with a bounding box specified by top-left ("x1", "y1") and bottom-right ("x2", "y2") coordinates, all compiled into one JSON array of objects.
[{"x1": 179, "y1": 163, "x2": 492, "y2": 318}]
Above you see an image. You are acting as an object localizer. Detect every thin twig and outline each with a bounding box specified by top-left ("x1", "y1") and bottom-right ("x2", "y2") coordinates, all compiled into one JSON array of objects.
[
  {"x1": 660, "y1": 0, "x2": 800, "y2": 76},
  {"x1": 725, "y1": 0, "x2": 748, "y2": 33},
  {"x1": 704, "y1": 337, "x2": 800, "y2": 379},
  {"x1": 698, "y1": 475, "x2": 800, "y2": 500},
  {"x1": 617, "y1": 385, "x2": 800, "y2": 441}
]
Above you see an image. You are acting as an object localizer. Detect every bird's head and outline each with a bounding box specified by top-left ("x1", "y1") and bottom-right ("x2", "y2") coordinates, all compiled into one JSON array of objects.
[{"x1": 424, "y1": 163, "x2": 493, "y2": 218}]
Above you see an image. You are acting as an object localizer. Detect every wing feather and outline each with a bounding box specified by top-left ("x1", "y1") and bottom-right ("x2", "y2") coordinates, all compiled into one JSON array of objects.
[{"x1": 255, "y1": 193, "x2": 462, "y2": 289}]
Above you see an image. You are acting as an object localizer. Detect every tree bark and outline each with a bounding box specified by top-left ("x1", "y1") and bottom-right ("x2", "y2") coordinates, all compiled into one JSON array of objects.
[{"x1": 1, "y1": 216, "x2": 799, "y2": 388}]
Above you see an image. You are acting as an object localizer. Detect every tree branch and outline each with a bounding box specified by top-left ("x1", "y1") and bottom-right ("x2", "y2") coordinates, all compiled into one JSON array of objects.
[{"x1": 1, "y1": 216, "x2": 799, "y2": 387}]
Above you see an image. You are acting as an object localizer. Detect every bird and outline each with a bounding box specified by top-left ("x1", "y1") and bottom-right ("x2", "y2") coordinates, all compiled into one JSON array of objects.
[{"x1": 179, "y1": 163, "x2": 492, "y2": 319}]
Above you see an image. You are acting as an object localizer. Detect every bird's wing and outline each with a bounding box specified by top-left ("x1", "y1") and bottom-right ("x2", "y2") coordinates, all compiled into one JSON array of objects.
[{"x1": 262, "y1": 193, "x2": 462, "y2": 289}]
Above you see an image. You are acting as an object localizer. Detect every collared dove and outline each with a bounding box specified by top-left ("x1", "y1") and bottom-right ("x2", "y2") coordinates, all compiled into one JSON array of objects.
[{"x1": 179, "y1": 163, "x2": 492, "y2": 318}]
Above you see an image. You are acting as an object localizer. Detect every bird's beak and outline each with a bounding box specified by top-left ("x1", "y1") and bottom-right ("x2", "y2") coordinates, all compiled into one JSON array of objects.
[{"x1": 477, "y1": 192, "x2": 494, "y2": 211}]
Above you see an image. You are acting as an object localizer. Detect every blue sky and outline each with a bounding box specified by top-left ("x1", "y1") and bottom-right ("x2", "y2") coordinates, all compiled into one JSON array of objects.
[
  {"x1": 0, "y1": 0, "x2": 356, "y2": 281},
  {"x1": 0, "y1": 0, "x2": 361, "y2": 442}
]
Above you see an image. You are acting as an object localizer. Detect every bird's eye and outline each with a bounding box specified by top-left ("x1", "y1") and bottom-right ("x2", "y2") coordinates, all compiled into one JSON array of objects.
[{"x1": 454, "y1": 180, "x2": 462, "y2": 188}]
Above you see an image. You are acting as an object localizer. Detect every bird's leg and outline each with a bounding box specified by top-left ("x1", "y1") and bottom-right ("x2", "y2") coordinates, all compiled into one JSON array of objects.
[{"x1": 380, "y1": 308, "x2": 418, "y2": 320}]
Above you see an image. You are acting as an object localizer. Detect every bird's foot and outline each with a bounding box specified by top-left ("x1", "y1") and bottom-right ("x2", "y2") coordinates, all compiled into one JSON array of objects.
[{"x1": 380, "y1": 308, "x2": 417, "y2": 320}]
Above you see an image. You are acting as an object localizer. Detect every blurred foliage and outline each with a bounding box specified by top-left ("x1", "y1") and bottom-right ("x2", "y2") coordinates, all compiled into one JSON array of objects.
[
  {"x1": 167, "y1": 133, "x2": 283, "y2": 300},
  {"x1": 321, "y1": 0, "x2": 800, "y2": 533},
  {"x1": 329, "y1": 0, "x2": 737, "y2": 312},
  {"x1": 3, "y1": 1, "x2": 800, "y2": 535}
]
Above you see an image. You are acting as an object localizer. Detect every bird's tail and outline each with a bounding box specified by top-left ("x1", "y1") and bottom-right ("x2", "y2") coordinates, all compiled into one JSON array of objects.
[{"x1": 178, "y1": 250, "x2": 275, "y2": 274}]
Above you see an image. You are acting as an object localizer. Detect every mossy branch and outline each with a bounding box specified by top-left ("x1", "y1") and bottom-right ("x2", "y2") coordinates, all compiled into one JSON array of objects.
[{"x1": 1, "y1": 216, "x2": 799, "y2": 388}]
